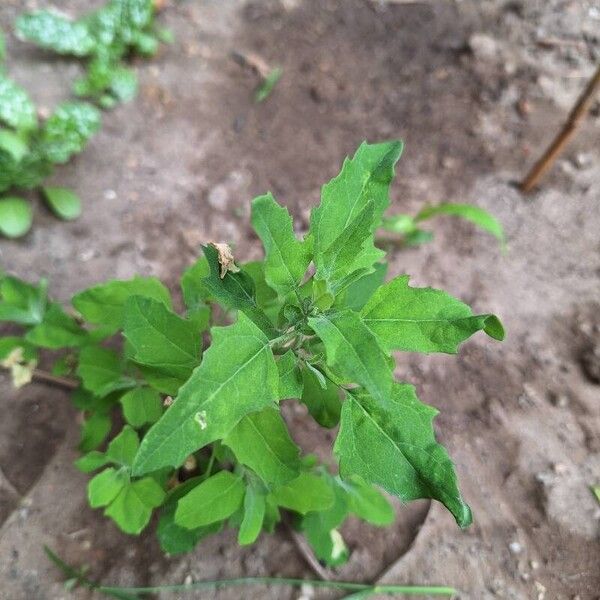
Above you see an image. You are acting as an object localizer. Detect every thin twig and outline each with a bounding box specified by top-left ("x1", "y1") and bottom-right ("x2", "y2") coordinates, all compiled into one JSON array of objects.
[
  {"x1": 32, "y1": 369, "x2": 78, "y2": 390},
  {"x1": 283, "y1": 517, "x2": 333, "y2": 581},
  {"x1": 520, "y1": 63, "x2": 600, "y2": 193},
  {"x1": 230, "y1": 51, "x2": 271, "y2": 79}
]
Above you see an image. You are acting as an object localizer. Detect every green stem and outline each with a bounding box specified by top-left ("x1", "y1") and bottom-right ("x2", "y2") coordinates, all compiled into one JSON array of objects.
[
  {"x1": 45, "y1": 547, "x2": 456, "y2": 598},
  {"x1": 99, "y1": 578, "x2": 456, "y2": 597},
  {"x1": 203, "y1": 444, "x2": 217, "y2": 479},
  {"x1": 269, "y1": 328, "x2": 299, "y2": 351}
]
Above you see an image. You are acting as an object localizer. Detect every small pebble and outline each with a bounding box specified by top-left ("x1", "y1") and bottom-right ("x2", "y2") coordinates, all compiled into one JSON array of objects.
[
  {"x1": 573, "y1": 153, "x2": 591, "y2": 169},
  {"x1": 535, "y1": 580, "x2": 546, "y2": 600},
  {"x1": 509, "y1": 541, "x2": 523, "y2": 555},
  {"x1": 548, "y1": 390, "x2": 569, "y2": 407},
  {"x1": 469, "y1": 33, "x2": 499, "y2": 62}
]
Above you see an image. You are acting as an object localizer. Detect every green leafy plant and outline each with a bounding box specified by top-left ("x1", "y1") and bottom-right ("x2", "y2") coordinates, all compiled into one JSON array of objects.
[
  {"x1": 0, "y1": 141, "x2": 503, "y2": 567},
  {"x1": 16, "y1": 0, "x2": 171, "y2": 109},
  {"x1": 0, "y1": 32, "x2": 100, "y2": 237},
  {"x1": 381, "y1": 202, "x2": 504, "y2": 247}
]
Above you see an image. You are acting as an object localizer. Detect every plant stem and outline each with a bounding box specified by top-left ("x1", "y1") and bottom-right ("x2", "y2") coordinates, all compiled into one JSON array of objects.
[
  {"x1": 45, "y1": 546, "x2": 456, "y2": 598},
  {"x1": 204, "y1": 444, "x2": 217, "y2": 479},
  {"x1": 283, "y1": 516, "x2": 333, "y2": 581},
  {"x1": 269, "y1": 328, "x2": 298, "y2": 351},
  {"x1": 32, "y1": 369, "x2": 78, "y2": 390},
  {"x1": 100, "y1": 579, "x2": 457, "y2": 597},
  {"x1": 520, "y1": 63, "x2": 600, "y2": 193}
]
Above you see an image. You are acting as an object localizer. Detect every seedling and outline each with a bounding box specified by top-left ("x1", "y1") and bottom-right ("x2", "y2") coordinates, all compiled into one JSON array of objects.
[
  {"x1": 0, "y1": 141, "x2": 503, "y2": 567},
  {"x1": 231, "y1": 51, "x2": 283, "y2": 102},
  {"x1": 381, "y1": 202, "x2": 504, "y2": 247},
  {"x1": 0, "y1": 32, "x2": 100, "y2": 237},
  {"x1": 16, "y1": 0, "x2": 172, "y2": 109}
]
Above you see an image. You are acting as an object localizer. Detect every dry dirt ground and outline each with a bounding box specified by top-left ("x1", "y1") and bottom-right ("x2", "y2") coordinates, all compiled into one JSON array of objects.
[{"x1": 1, "y1": 0, "x2": 599, "y2": 598}]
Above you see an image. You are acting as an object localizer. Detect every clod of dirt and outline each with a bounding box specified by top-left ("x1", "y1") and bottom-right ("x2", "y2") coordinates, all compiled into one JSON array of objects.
[
  {"x1": 468, "y1": 33, "x2": 501, "y2": 62},
  {"x1": 541, "y1": 454, "x2": 600, "y2": 540},
  {"x1": 580, "y1": 343, "x2": 600, "y2": 384}
]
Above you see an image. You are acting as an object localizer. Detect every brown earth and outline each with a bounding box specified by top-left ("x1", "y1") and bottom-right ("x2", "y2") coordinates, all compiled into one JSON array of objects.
[{"x1": 1, "y1": 0, "x2": 599, "y2": 599}]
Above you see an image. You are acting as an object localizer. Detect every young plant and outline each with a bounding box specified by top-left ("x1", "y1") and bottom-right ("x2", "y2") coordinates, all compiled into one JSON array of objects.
[
  {"x1": 0, "y1": 141, "x2": 503, "y2": 566},
  {"x1": 381, "y1": 202, "x2": 504, "y2": 247},
  {"x1": 16, "y1": 0, "x2": 172, "y2": 109},
  {"x1": 0, "y1": 32, "x2": 100, "y2": 237}
]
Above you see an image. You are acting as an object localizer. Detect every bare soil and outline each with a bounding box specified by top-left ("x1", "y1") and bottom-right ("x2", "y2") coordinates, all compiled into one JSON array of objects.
[{"x1": 1, "y1": 1, "x2": 599, "y2": 599}]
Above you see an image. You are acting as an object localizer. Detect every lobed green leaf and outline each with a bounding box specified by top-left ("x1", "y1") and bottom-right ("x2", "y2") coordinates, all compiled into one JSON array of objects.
[
  {"x1": 77, "y1": 346, "x2": 134, "y2": 397},
  {"x1": 310, "y1": 140, "x2": 403, "y2": 278},
  {"x1": 251, "y1": 192, "x2": 310, "y2": 298},
  {"x1": 308, "y1": 309, "x2": 393, "y2": 409},
  {"x1": 361, "y1": 275, "x2": 504, "y2": 354},
  {"x1": 123, "y1": 295, "x2": 201, "y2": 393},
  {"x1": 334, "y1": 383, "x2": 472, "y2": 527},
  {"x1": 316, "y1": 201, "x2": 383, "y2": 294},
  {"x1": 72, "y1": 276, "x2": 171, "y2": 332},
  {"x1": 131, "y1": 314, "x2": 279, "y2": 475}
]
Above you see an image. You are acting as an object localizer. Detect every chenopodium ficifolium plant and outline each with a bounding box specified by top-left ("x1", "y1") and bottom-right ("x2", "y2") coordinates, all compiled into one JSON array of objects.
[
  {"x1": 0, "y1": 32, "x2": 101, "y2": 238},
  {"x1": 0, "y1": 141, "x2": 504, "y2": 564},
  {"x1": 16, "y1": 0, "x2": 172, "y2": 109}
]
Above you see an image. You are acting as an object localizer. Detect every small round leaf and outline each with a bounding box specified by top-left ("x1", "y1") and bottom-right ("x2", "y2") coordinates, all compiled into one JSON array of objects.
[
  {"x1": 0, "y1": 196, "x2": 33, "y2": 238},
  {"x1": 43, "y1": 186, "x2": 82, "y2": 221}
]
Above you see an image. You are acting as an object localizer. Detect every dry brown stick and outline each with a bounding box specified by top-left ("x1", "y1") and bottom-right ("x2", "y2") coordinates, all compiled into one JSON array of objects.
[
  {"x1": 230, "y1": 51, "x2": 271, "y2": 79},
  {"x1": 283, "y1": 517, "x2": 333, "y2": 582},
  {"x1": 32, "y1": 369, "x2": 79, "y2": 390},
  {"x1": 520, "y1": 64, "x2": 600, "y2": 193}
]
